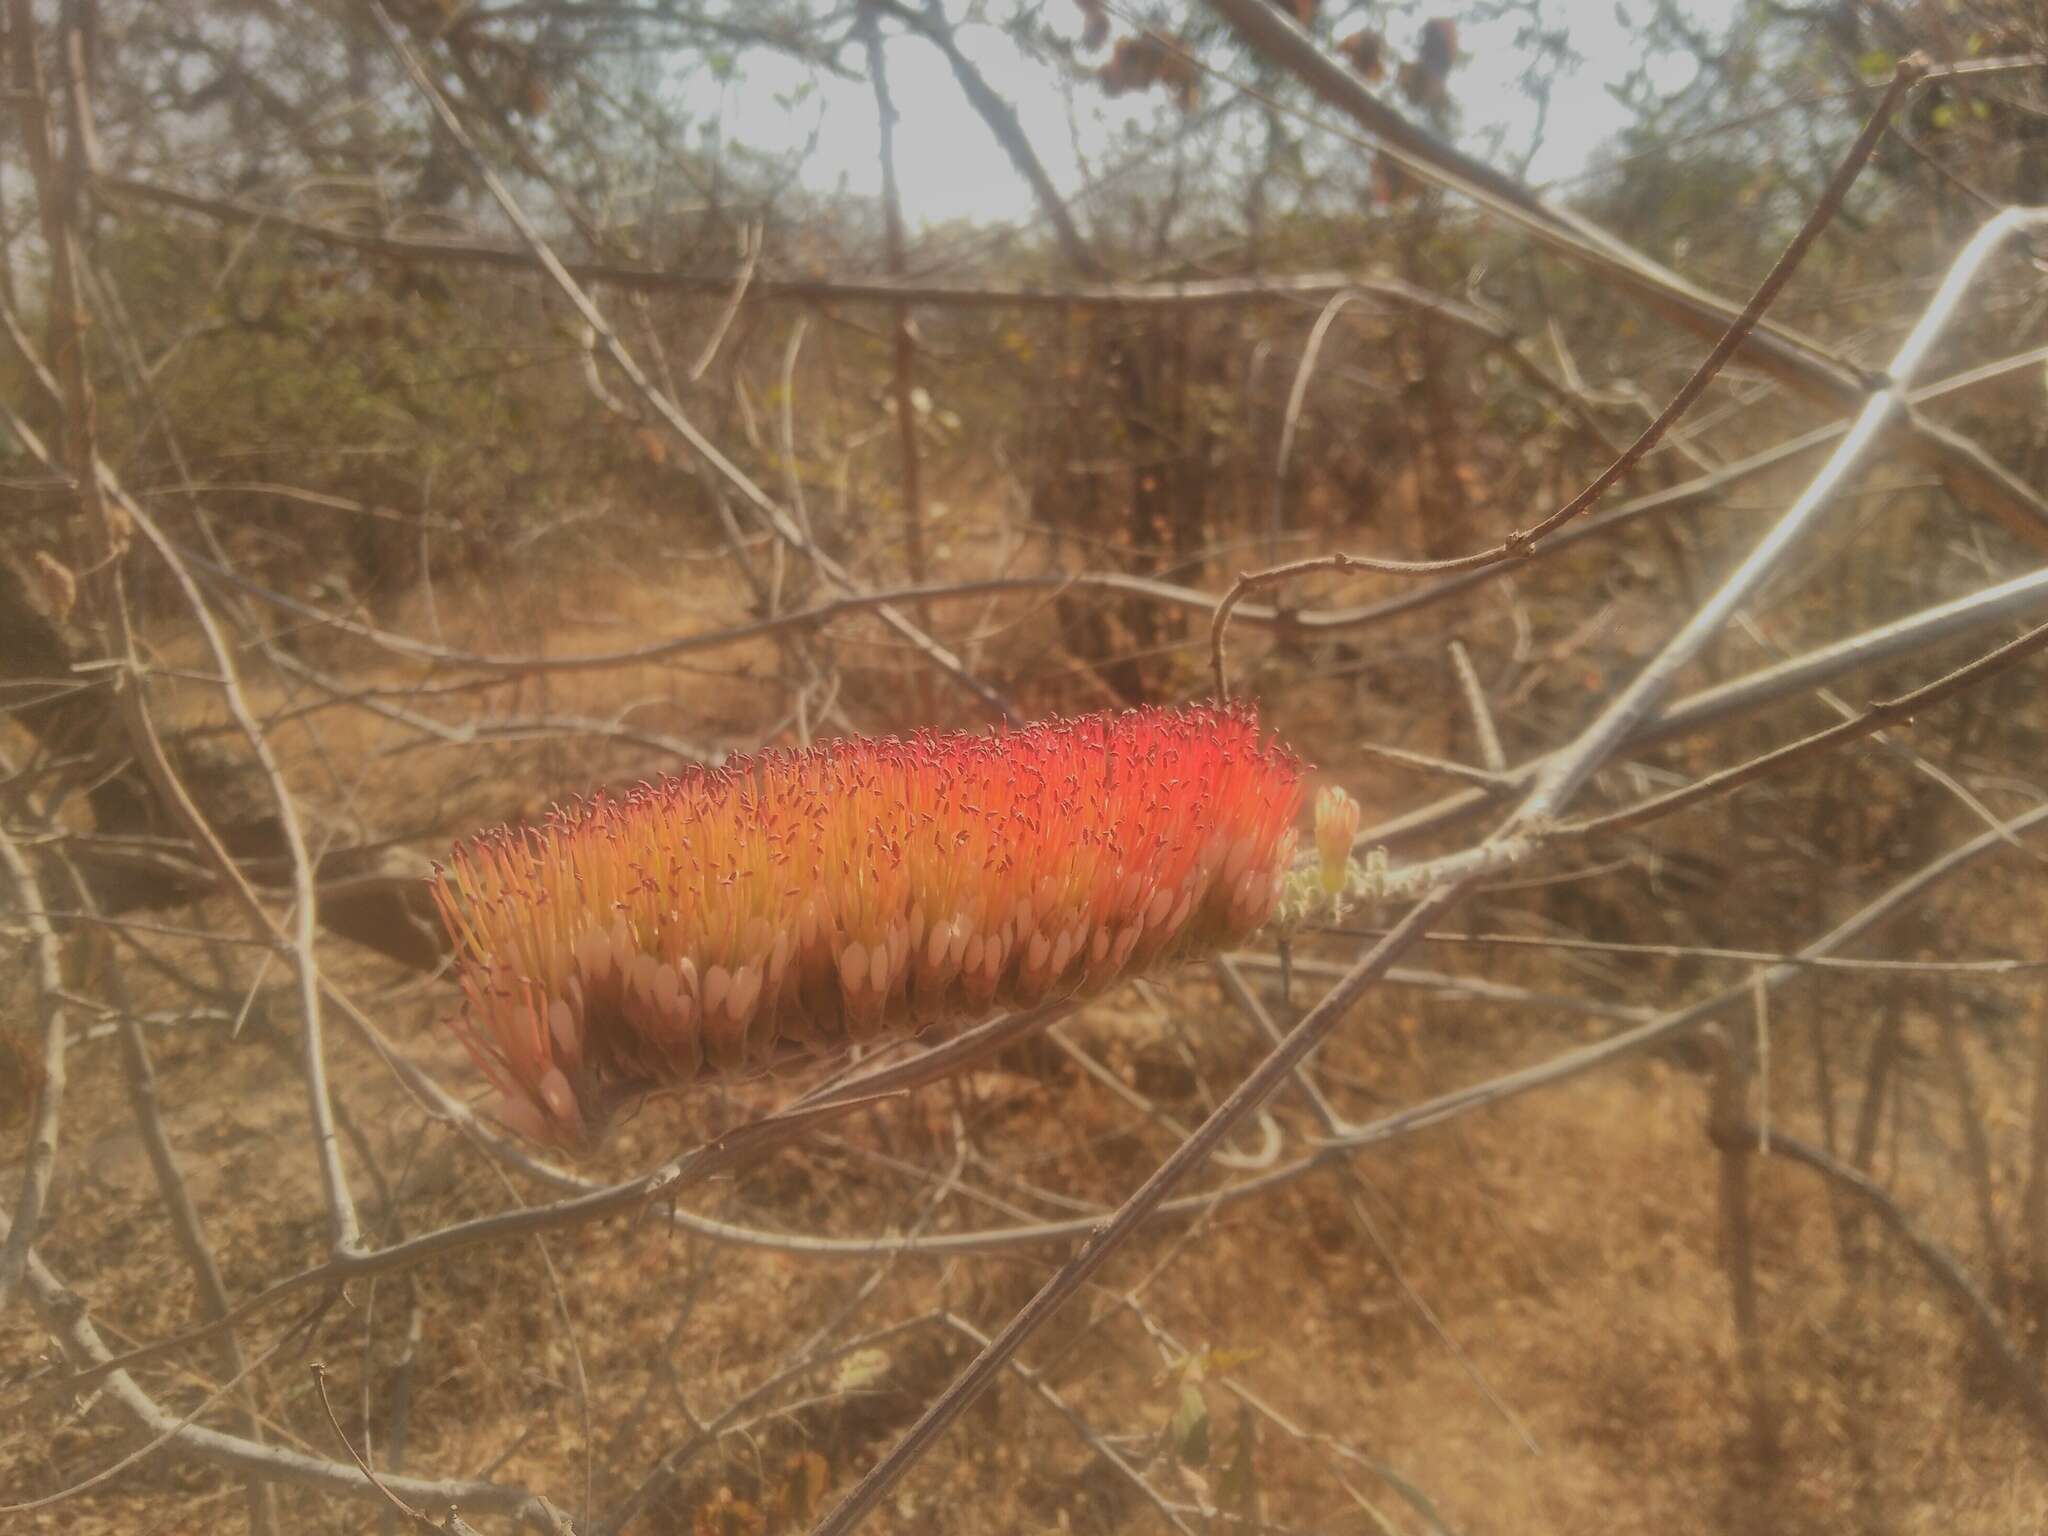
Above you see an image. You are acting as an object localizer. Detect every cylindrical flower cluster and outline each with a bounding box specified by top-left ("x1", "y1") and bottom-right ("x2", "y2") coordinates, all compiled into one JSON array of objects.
[{"x1": 431, "y1": 704, "x2": 1304, "y2": 1144}]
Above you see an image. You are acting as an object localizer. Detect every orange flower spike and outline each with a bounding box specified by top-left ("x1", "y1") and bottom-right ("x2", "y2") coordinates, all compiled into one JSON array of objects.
[{"x1": 432, "y1": 703, "x2": 1304, "y2": 1145}]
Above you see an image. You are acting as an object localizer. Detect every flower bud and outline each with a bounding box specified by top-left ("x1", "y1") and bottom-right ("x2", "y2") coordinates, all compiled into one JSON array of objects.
[{"x1": 1314, "y1": 785, "x2": 1361, "y2": 895}]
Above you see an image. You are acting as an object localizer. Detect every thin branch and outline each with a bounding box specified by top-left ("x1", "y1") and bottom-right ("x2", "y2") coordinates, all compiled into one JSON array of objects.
[
  {"x1": 0, "y1": 1299, "x2": 296, "y2": 1515},
  {"x1": 1719, "y1": 1122, "x2": 2048, "y2": 1445},
  {"x1": 1558, "y1": 614, "x2": 2048, "y2": 836},
  {"x1": 686, "y1": 220, "x2": 759, "y2": 380},
  {"x1": 1240, "y1": 340, "x2": 2047, "y2": 643},
  {"x1": 1449, "y1": 640, "x2": 1505, "y2": 773},
  {"x1": 1266, "y1": 288, "x2": 1364, "y2": 564},
  {"x1": 589, "y1": 1314, "x2": 943, "y2": 1535},
  {"x1": 1200, "y1": 0, "x2": 2048, "y2": 545},
  {"x1": 872, "y1": 0, "x2": 1106, "y2": 278},
  {"x1": 1214, "y1": 957, "x2": 1539, "y2": 1454},
  {"x1": 1303, "y1": 931, "x2": 2040, "y2": 977},
  {"x1": 1706, "y1": 1027, "x2": 1778, "y2": 1458},
  {"x1": 309, "y1": 1363, "x2": 464, "y2": 1533},
  {"x1": 862, "y1": 5, "x2": 936, "y2": 719},
  {"x1": 10, "y1": 996, "x2": 1085, "y2": 1407},
  {"x1": 1206, "y1": 52, "x2": 1929, "y2": 697},
  {"x1": 1321, "y1": 804, "x2": 2048, "y2": 1160},
  {"x1": 39, "y1": 842, "x2": 282, "y2": 1532},
  {"x1": 1518, "y1": 205, "x2": 2048, "y2": 824},
  {"x1": 2026, "y1": 1003, "x2": 2048, "y2": 1338},
  {"x1": 1936, "y1": 1008, "x2": 2012, "y2": 1309},
  {"x1": 0, "y1": 815, "x2": 68, "y2": 1311},
  {"x1": 935, "y1": 1311, "x2": 1197, "y2": 1536},
  {"x1": 810, "y1": 205, "x2": 2048, "y2": 1533},
  {"x1": 1729, "y1": 609, "x2": 2028, "y2": 856},
  {"x1": 1367, "y1": 527, "x2": 2048, "y2": 856},
  {"x1": 85, "y1": 175, "x2": 1371, "y2": 303},
  {"x1": 362, "y1": 1, "x2": 1014, "y2": 718},
  {"x1": 1353, "y1": 738, "x2": 1513, "y2": 791},
  {"x1": 0, "y1": 49, "x2": 359, "y2": 1248},
  {"x1": 7, "y1": 1224, "x2": 560, "y2": 1523}
]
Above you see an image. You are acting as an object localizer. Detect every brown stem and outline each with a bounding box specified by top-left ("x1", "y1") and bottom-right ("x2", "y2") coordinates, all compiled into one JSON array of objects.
[
  {"x1": 92, "y1": 876, "x2": 282, "y2": 1532},
  {"x1": 1201, "y1": 0, "x2": 2048, "y2": 546},
  {"x1": 871, "y1": 0, "x2": 1104, "y2": 278},
  {"x1": 1853, "y1": 999, "x2": 1904, "y2": 1179},
  {"x1": 363, "y1": 1, "x2": 1012, "y2": 718},
  {"x1": 1560, "y1": 615, "x2": 2048, "y2": 836},
  {"x1": 1715, "y1": 1121, "x2": 2048, "y2": 1446},
  {"x1": 1934, "y1": 1002, "x2": 2011, "y2": 1313},
  {"x1": 2025, "y1": 1001, "x2": 2048, "y2": 1355},
  {"x1": 1207, "y1": 49, "x2": 1932, "y2": 696},
  {"x1": 1707, "y1": 1029, "x2": 1778, "y2": 1461},
  {"x1": 862, "y1": 6, "x2": 935, "y2": 721}
]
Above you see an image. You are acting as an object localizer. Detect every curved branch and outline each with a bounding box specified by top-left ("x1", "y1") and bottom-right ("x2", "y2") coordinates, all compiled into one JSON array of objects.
[
  {"x1": 1202, "y1": 0, "x2": 2048, "y2": 545},
  {"x1": 6, "y1": 1222, "x2": 565, "y2": 1527},
  {"x1": 1720, "y1": 1123, "x2": 2048, "y2": 1444}
]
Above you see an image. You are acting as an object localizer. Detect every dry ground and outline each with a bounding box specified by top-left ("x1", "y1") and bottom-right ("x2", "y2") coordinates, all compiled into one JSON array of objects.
[{"x1": 6, "y1": 555, "x2": 2047, "y2": 1536}]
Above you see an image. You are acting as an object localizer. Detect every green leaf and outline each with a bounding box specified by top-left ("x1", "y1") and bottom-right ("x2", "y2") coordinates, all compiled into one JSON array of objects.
[
  {"x1": 1857, "y1": 49, "x2": 1893, "y2": 79},
  {"x1": 1372, "y1": 1460, "x2": 1462, "y2": 1536},
  {"x1": 1217, "y1": 1404, "x2": 1258, "y2": 1515},
  {"x1": 1171, "y1": 1382, "x2": 1210, "y2": 1467}
]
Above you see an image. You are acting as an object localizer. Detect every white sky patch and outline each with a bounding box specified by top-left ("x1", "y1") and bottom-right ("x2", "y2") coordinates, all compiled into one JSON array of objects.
[{"x1": 715, "y1": 3, "x2": 1735, "y2": 230}]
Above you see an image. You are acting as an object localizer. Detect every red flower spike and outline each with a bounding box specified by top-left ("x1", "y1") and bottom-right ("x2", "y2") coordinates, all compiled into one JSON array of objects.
[{"x1": 431, "y1": 703, "x2": 1303, "y2": 1145}]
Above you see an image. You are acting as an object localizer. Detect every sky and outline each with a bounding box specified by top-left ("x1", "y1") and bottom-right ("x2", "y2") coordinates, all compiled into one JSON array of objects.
[{"x1": 720, "y1": 3, "x2": 1740, "y2": 229}]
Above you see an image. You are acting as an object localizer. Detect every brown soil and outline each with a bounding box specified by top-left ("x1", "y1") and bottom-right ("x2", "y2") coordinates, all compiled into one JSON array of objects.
[{"x1": 5, "y1": 568, "x2": 2044, "y2": 1536}]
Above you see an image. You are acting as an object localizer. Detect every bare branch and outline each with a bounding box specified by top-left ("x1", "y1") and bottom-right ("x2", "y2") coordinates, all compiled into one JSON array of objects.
[
  {"x1": 362, "y1": 1, "x2": 1015, "y2": 717},
  {"x1": 93, "y1": 174, "x2": 1539, "y2": 309},
  {"x1": 1368, "y1": 531, "x2": 2048, "y2": 854},
  {"x1": 1206, "y1": 52, "x2": 1932, "y2": 696},
  {"x1": 869, "y1": 0, "x2": 1106, "y2": 278},
  {"x1": 1202, "y1": 0, "x2": 2048, "y2": 544},
  {"x1": 6, "y1": 1222, "x2": 564, "y2": 1525},
  {"x1": 862, "y1": 5, "x2": 936, "y2": 717},
  {"x1": 0, "y1": 813, "x2": 68, "y2": 1311},
  {"x1": 1558, "y1": 614, "x2": 2048, "y2": 836},
  {"x1": 812, "y1": 206, "x2": 2048, "y2": 1532},
  {"x1": 1718, "y1": 1122, "x2": 2048, "y2": 1445}
]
